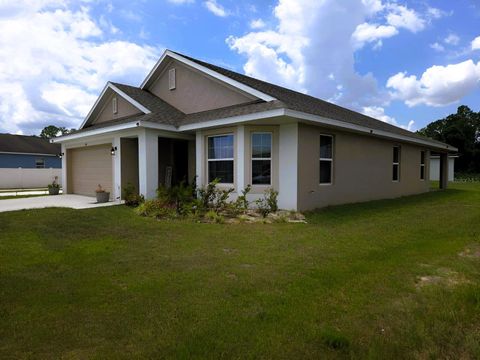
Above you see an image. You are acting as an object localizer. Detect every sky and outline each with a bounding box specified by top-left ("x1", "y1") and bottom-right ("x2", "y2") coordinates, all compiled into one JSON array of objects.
[{"x1": 0, "y1": 0, "x2": 479, "y2": 135}]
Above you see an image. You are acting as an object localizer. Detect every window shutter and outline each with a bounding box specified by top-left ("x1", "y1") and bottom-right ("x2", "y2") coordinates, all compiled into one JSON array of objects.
[{"x1": 169, "y1": 68, "x2": 176, "y2": 90}]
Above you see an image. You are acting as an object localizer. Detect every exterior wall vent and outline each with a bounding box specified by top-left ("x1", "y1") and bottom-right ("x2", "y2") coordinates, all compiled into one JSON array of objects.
[
  {"x1": 169, "y1": 68, "x2": 176, "y2": 90},
  {"x1": 112, "y1": 97, "x2": 118, "y2": 114}
]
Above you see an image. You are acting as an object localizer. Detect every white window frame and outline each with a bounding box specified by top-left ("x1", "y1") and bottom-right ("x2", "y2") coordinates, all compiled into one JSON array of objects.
[
  {"x1": 207, "y1": 133, "x2": 234, "y2": 185},
  {"x1": 393, "y1": 146, "x2": 400, "y2": 182},
  {"x1": 112, "y1": 96, "x2": 118, "y2": 114},
  {"x1": 319, "y1": 134, "x2": 334, "y2": 185},
  {"x1": 251, "y1": 132, "x2": 272, "y2": 186},
  {"x1": 420, "y1": 150, "x2": 425, "y2": 181},
  {"x1": 35, "y1": 158, "x2": 45, "y2": 169}
]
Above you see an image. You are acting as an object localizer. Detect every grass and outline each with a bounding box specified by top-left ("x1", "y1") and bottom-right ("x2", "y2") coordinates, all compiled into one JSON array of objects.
[
  {"x1": 0, "y1": 194, "x2": 46, "y2": 200},
  {"x1": 1, "y1": 183, "x2": 479, "y2": 358}
]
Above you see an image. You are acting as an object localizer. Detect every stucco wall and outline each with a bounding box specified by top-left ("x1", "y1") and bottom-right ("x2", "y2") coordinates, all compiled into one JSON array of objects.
[
  {"x1": 149, "y1": 59, "x2": 255, "y2": 114},
  {"x1": 297, "y1": 123, "x2": 430, "y2": 211},
  {"x1": 0, "y1": 153, "x2": 61, "y2": 168},
  {"x1": 94, "y1": 92, "x2": 141, "y2": 124}
]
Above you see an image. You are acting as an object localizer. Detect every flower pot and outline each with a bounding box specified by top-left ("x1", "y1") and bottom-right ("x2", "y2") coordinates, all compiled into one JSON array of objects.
[
  {"x1": 48, "y1": 187, "x2": 60, "y2": 195},
  {"x1": 96, "y1": 191, "x2": 110, "y2": 203}
]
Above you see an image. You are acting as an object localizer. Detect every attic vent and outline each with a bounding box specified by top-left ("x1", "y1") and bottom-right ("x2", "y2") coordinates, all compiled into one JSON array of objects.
[
  {"x1": 112, "y1": 97, "x2": 118, "y2": 114},
  {"x1": 168, "y1": 68, "x2": 176, "y2": 90}
]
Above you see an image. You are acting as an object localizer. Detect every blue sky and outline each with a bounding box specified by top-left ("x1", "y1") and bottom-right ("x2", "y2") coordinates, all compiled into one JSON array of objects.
[{"x1": 0, "y1": 0, "x2": 479, "y2": 135}]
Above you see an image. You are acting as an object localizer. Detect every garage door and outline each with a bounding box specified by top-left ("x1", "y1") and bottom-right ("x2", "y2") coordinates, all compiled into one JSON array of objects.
[{"x1": 68, "y1": 144, "x2": 113, "y2": 197}]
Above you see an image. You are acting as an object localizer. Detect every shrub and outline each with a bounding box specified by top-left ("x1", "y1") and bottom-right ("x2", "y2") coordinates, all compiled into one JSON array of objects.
[
  {"x1": 255, "y1": 188, "x2": 279, "y2": 217},
  {"x1": 233, "y1": 184, "x2": 251, "y2": 214},
  {"x1": 197, "y1": 179, "x2": 234, "y2": 213},
  {"x1": 204, "y1": 210, "x2": 224, "y2": 224},
  {"x1": 123, "y1": 182, "x2": 144, "y2": 207},
  {"x1": 135, "y1": 199, "x2": 176, "y2": 219}
]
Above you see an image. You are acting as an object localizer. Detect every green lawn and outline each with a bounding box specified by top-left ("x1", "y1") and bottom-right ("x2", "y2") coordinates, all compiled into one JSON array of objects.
[{"x1": 1, "y1": 183, "x2": 479, "y2": 359}]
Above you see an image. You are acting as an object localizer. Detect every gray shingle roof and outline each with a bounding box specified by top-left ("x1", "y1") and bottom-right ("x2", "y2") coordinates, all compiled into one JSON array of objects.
[
  {"x1": 0, "y1": 134, "x2": 60, "y2": 154},
  {"x1": 110, "y1": 82, "x2": 184, "y2": 125},
  {"x1": 173, "y1": 52, "x2": 447, "y2": 146},
  {"x1": 77, "y1": 51, "x2": 449, "y2": 148}
]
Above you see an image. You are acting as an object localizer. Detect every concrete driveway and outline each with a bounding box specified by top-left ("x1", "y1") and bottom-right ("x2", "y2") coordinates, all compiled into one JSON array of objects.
[{"x1": 0, "y1": 194, "x2": 119, "y2": 213}]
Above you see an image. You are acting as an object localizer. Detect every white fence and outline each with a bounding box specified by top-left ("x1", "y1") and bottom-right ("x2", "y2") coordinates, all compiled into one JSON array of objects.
[{"x1": 0, "y1": 168, "x2": 62, "y2": 189}]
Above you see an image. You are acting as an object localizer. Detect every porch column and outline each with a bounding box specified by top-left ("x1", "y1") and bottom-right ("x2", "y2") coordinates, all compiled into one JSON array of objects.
[
  {"x1": 195, "y1": 130, "x2": 204, "y2": 188},
  {"x1": 61, "y1": 143, "x2": 67, "y2": 194},
  {"x1": 278, "y1": 122, "x2": 298, "y2": 210},
  {"x1": 439, "y1": 152, "x2": 449, "y2": 189},
  {"x1": 113, "y1": 136, "x2": 122, "y2": 201},
  {"x1": 236, "y1": 125, "x2": 245, "y2": 192},
  {"x1": 138, "y1": 129, "x2": 159, "y2": 199}
]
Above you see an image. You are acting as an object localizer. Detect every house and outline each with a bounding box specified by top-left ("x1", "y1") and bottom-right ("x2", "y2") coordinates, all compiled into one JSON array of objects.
[
  {"x1": 0, "y1": 134, "x2": 61, "y2": 189},
  {"x1": 53, "y1": 50, "x2": 457, "y2": 211},
  {"x1": 430, "y1": 154, "x2": 457, "y2": 181}
]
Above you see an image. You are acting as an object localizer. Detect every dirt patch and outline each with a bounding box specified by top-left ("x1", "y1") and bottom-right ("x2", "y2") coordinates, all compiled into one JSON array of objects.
[
  {"x1": 416, "y1": 268, "x2": 469, "y2": 288},
  {"x1": 459, "y1": 245, "x2": 480, "y2": 259}
]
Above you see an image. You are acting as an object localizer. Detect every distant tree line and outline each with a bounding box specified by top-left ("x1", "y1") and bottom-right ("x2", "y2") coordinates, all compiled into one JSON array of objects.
[{"x1": 417, "y1": 105, "x2": 480, "y2": 174}]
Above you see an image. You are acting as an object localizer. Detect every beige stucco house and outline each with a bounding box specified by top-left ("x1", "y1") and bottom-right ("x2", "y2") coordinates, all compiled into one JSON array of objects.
[{"x1": 53, "y1": 50, "x2": 457, "y2": 211}]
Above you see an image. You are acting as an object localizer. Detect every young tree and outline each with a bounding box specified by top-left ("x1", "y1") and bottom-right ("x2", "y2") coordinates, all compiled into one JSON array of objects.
[
  {"x1": 40, "y1": 125, "x2": 74, "y2": 139},
  {"x1": 417, "y1": 106, "x2": 480, "y2": 173}
]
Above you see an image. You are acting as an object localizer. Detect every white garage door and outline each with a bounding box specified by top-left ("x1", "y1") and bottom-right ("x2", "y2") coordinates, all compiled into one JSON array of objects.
[{"x1": 68, "y1": 144, "x2": 113, "y2": 197}]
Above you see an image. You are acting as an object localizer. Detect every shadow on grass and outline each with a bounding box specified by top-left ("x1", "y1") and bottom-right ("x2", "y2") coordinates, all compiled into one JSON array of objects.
[{"x1": 305, "y1": 188, "x2": 468, "y2": 225}]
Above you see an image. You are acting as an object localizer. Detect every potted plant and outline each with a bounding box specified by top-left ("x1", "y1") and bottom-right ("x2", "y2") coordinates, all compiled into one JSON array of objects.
[
  {"x1": 48, "y1": 176, "x2": 60, "y2": 195},
  {"x1": 95, "y1": 184, "x2": 110, "y2": 203}
]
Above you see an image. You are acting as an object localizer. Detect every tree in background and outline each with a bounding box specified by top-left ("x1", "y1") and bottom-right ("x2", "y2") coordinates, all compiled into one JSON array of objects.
[
  {"x1": 417, "y1": 106, "x2": 480, "y2": 174},
  {"x1": 40, "y1": 125, "x2": 74, "y2": 139}
]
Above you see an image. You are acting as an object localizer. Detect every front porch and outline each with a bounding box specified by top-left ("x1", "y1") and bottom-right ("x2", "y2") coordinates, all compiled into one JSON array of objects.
[{"x1": 60, "y1": 128, "x2": 195, "y2": 201}]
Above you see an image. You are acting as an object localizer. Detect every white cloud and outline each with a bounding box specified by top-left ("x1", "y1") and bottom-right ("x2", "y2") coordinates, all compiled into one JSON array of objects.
[
  {"x1": 362, "y1": 106, "x2": 415, "y2": 131},
  {"x1": 227, "y1": 0, "x2": 389, "y2": 111},
  {"x1": 426, "y1": 7, "x2": 449, "y2": 20},
  {"x1": 430, "y1": 42, "x2": 445, "y2": 52},
  {"x1": 352, "y1": 22, "x2": 398, "y2": 49},
  {"x1": 387, "y1": 60, "x2": 480, "y2": 107},
  {"x1": 0, "y1": 1, "x2": 160, "y2": 134},
  {"x1": 444, "y1": 33, "x2": 460, "y2": 45},
  {"x1": 386, "y1": 3, "x2": 425, "y2": 33},
  {"x1": 472, "y1": 36, "x2": 480, "y2": 50},
  {"x1": 204, "y1": 0, "x2": 229, "y2": 17},
  {"x1": 250, "y1": 18, "x2": 266, "y2": 29}
]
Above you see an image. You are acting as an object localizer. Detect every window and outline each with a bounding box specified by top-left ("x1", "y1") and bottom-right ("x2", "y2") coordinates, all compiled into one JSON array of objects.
[
  {"x1": 208, "y1": 134, "x2": 234, "y2": 183},
  {"x1": 169, "y1": 68, "x2": 176, "y2": 90},
  {"x1": 35, "y1": 158, "x2": 45, "y2": 169},
  {"x1": 319, "y1": 135, "x2": 333, "y2": 184},
  {"x1": 112, "y1": 97, "x2": 118, "y2": 114},
  {"x1": 393, "y1": 146, "x2": 400, "y2": 181},
  {"x1": 420, "y1": 151, "x2": 425, "y2": 180},
  {"x1": 251, "y1": 132, "x2": 272, "y2": 185}
]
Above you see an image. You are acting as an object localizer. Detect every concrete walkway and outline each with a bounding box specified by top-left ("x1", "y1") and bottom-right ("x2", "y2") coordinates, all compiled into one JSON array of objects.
[{"x1": 0, "y1": 194, "x2": 119, "y2": 213}]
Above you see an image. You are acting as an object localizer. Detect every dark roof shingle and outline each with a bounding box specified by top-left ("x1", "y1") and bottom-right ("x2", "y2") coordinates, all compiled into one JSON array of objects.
[
  {"x1": 76, "y1": 51, "x2": 449, "y2": 148},
  {"x1": 0, "y1": 134, "x2": 60, "y2": 154}
]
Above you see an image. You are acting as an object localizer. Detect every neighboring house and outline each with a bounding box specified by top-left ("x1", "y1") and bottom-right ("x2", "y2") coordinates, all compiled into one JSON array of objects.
[
  {"x1": 430, "y1": 154, "x2": 457, "y2": 181},
  {"x1": 54, "y1": 50, "x2": 457, "y2": 210},
  {"x1": 0, "y1": 134, "x2": 61, "y2": 189}
]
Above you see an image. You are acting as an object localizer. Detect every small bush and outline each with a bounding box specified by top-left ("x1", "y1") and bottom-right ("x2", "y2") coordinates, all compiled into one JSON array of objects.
[
  {"x1": 205, "y1": 210, "x2": 224, "y2": 224},
  {"x1": 135, "y1": 199, "x2": 176, "y2": 219},
  {"x1": 197, "y1": 179, "x2": 234, "y2": 213},
  {"x1": 123, "y1": 182, "x2": 144, "y2": 207},
  {"x1": 256, "y1": 188, "x2": 279, "y2": 217},
  {"x1": 232, "y1": 184, "x2": 251, "y2": 214}
]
